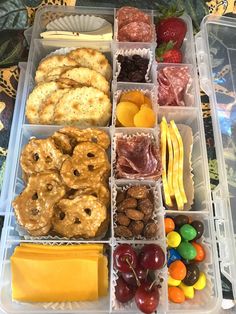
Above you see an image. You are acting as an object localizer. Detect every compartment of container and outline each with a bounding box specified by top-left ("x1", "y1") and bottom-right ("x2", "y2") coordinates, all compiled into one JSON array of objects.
[
  {"x1": 113, "y1": 8, "x2": 155, "y2": 44},
  {"x1": 112, "y1": 82, "x2": 157, "y2": 128},
  {"x1": 157, "y1": 107, "x2": 211, "y2": 212},
  {"x1": 0, "y1": 240, "x2": 111, "y2": 314},
  {"x1": 113, "y1": 47, "x2": 156, "y2": 84},
  {"x1": 7, "y1": 124, "x2": 112, "y2": 241},
  {"x1": 111, "y1": 241, "x2": 168, "y2": 313},
  {"x1": 156, "y1": 63, "x2": 197, "y2": 107},
  {"x1": 112, "y1": 128, "x2": 161, "y2": 182},
  {"x1": 112, "y1": 180, "x2": 164, "y2": 240},
  {"x1": 164, "y1": 212, "x2": 221, "y2": 313}
]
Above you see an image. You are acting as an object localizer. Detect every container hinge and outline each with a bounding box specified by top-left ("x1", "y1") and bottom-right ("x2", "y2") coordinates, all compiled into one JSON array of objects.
[{"x1": 195, "y1": 32, "x2": 212, "y2": 96}]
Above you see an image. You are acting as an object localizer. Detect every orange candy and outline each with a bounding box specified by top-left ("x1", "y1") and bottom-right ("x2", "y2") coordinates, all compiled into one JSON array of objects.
[
  {"x1": 169, "y1": 260, "x2": 187, "y2": 280},
  {"x1": 168, "y1": 286, "x2": 185, "y2": 303},
  {"x1": 165, "y1": 218, "x2": 175, "y2": 234},
  {"x1": 192, "y1": 242, "x2": 205, "y2": 262}
]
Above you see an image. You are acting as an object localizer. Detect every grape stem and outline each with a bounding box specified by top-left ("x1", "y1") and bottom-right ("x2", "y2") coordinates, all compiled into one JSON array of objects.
[{"x1": 125, "y1": 258, "x2": 141, "y2": 287}]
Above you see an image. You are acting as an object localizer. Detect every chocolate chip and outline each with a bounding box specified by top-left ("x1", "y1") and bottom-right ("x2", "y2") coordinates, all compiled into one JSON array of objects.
[
  {"x1": 59, "y1": 211, "x2": 65, "y2": 220},
  {"x1": 88, "y1": 165, "x2": 94, "y2": 171},
  {"x1": 75, "y1": 218, "x2": 81, "y2": 224}
]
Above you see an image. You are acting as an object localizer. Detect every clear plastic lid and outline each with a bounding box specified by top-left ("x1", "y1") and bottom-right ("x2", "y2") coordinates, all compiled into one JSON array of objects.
[{"x1": 196, "y1": 14, "x2": 236, "y2": 298}]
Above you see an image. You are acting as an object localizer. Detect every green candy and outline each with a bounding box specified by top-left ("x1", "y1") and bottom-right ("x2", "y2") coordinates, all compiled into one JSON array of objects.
[
  {"x1": 177, "y1": 242, "x2": 197, "y2": 260},
  {"x1": 179, "y1": 224, "x2": 197, "y2": 241}
]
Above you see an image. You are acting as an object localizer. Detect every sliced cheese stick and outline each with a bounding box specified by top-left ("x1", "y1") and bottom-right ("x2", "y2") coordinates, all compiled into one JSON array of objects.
[
  {"x1": 162, "y1": 117, "x2": 174, "y2": 197},
  {"x1": 160, "y1": 118, "x2": 173, "y2": 207},
  {"x1": 170, "y1": 120, "x2": 187, "y2": 204},
  {"x1": 169, "y1": 124, "x2": 184, "y2": 210}
]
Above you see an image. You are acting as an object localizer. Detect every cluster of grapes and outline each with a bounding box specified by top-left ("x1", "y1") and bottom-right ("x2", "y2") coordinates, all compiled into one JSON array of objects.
[{"x1": 113, "y1": 243, "x2": 165, "y2": 314}]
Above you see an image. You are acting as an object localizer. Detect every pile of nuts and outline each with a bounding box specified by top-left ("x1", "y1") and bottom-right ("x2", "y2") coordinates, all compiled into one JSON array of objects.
[
  {"x1": 117, "y1": 55, "x2": 149, "y2": 83},
  {"x1": 115, "y1": 185, "x2": 157, "y2": 239}
]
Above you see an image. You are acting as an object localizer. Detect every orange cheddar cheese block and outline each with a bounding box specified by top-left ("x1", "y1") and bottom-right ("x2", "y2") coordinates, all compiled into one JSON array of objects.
[{"x1": 11, "y1": 244, "x2": 108, "y2": 303}]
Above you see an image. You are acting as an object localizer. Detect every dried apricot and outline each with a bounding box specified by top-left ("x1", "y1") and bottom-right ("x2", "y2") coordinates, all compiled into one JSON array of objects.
[
  {"x1": 133, "y1": 105, "x2": 155, "y2": 128},
  {"x1": 120, "y1": 91, "x2": 145, "y2": 106},
  {"x1": 168, "y1": 286, "x2": 185, "y2": 303},
  {"x1": 141, "y1": 102, "x2": 152, "y2": 109},
  {"x1": 116, "y1": 101, "x2": 139, "y2": 127},
  {"x1": 143, "y1": 95, "x2": 152, "y2": 108}
]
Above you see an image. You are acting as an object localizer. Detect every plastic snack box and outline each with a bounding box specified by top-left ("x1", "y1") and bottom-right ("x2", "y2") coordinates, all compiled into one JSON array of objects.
[{"x1": 0, "y1": 6, "x2": 235, "y2": 314}]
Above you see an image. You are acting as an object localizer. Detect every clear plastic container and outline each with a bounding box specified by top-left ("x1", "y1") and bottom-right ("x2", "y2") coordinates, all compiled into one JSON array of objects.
[{"x1": 0, "y1": 5, "x2": 235, "y2": 314}]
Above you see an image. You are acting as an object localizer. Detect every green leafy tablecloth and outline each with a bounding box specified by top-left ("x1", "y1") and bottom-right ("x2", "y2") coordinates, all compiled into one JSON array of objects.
[{"x1": 0, "y1": 0, "x2": 235, "y2": 300}]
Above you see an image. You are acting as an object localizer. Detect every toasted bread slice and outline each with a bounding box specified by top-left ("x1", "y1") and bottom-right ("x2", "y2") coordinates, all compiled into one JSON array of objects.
[
  {"x1": 54, "y1": 86, "x2": 111, "y2": 127},
  {"x1": 26, "y1": 81, "x2": 59, "y2": 124},
  {"x1": 61, "y1": 67, "x2": 110, "y2": 95},
  {"x1": 68, "y1": 48, "x2": 112, "y2": 81},
  {"x1": 35, "y1": 55, "x2": 78, "y2": 83},
  {"x1": 39, "y1": 88, "x2": 70, "y2": 125}
]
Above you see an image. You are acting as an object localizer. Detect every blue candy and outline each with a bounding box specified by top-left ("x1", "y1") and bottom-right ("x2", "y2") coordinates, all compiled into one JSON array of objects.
[{"x1": 167, "y1": 248, "x2": 181, "y2": 267}]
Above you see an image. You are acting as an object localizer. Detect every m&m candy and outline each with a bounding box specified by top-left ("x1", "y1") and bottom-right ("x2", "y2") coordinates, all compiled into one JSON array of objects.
[
  {"x1": 168, "y1": 287, "x2": 185, "y2": 303},
  {"x1": 193, "y1": 272, "x2": 206, "y2": 290},
  {"x1": 167, "y1": 248, "x2": 181, "y2": 267},
  {"x1": 192, "y1": 242, "x2": 205, "y2": 262},
  {"x1": 169, "y1": 260, "x2": 186, "y2": 280},
  {"x1": 179, "y1": 282, "x2": 194, "y2": 299},
  {"x1": 182, "y1": 263, "x2": 200, "y2": 286},
  {"x1": 177, "y1": 242, "x2": 197, "y2": 260},
  {"x1": 168, "y1": 275, "x2": 181, "y2": 287},
  {"x1": 167, "y1": 231, "x2": 181, "y2": 248},
  {"x1": 179, "y1": 224, "x2": 197, "y2": 241},
  {"x1": 165, "y1": 217, "x2": 175, "y2": 234},
  {"x1": 174, "y1": 215, "x2": 189, "y2": 228}
]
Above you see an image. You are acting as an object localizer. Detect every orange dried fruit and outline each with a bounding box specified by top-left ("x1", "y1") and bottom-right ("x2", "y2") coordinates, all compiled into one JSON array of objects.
[
  {"x1": 120, "y1": 91, "x2": 145, "y2": 107},
  {"x1": 143, "y1": 95, "x2": 152, "y2": 108},
  {"x1": 116, "y1": 101, "x2": 139, "y2": 127},
  {"x1": 133, "y1": 105, "x2": 155, "y2": 128}
]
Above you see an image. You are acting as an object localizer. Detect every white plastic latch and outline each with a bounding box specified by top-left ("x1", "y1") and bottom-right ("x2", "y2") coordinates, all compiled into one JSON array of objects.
[{"x1": 195, "y1": 32, "x2": 212, "y2": 96}]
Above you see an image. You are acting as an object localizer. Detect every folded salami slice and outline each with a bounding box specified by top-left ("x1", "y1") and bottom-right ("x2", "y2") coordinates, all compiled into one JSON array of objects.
[
  {"x1": 117, "y1": 6, "x2": 151, "y2": 29},
  {"x1": 118, "y1": 22, "x2": 153, "y2": 42}
]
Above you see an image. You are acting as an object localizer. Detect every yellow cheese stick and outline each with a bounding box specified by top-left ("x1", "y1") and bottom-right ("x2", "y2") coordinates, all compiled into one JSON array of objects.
[
  {"x1": 170, "y1": 121, "x2": 187, "y2": 204},
  {"x1": 19, "y1": 243, "x2": 104, "y2": 252},
  {"x1": 162, "y1": 117, "x2": 174, "y2": 197},
  {"x1": 98, "y1": 255, "x2": 108, "y2": 297},
  {"x1": 169, "y1": 124, "x2": 184, "y2": 210},
  {"x1": 160, "y1": 118, "x2": 173, "y2": 207}
]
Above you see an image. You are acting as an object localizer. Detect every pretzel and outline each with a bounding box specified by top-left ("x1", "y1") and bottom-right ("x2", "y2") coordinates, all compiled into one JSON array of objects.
[
  {"x1": 12, "y1": 171, "x2": 66, "y2": 232},
  {"x1": 67, "y1": 181, "x2": 110, "y2": 207},
  {"x1": 27, "y1": 223, "x2": 51, "y2": 236},
  {"x1": 51, "y1": 131, "x2": 74, "y2": 155},
  {"x1": 60, "y1": 142, "x2": 110, "y2": 189},
  {"x1": 58, "y1": 126, "x2": 110, "y2": 150},
  {"x1": 20, "y1": 138, "x2": 68, "y2": 175},
  {"x1": 52, "y1": 195, "x2": 107, "y2": 238}
]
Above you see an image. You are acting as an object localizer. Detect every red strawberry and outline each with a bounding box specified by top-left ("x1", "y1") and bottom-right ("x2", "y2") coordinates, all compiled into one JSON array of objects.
[
  {"x1": 156, "y1": 41, "x2": 182, "y2": 63},
  {"x1": 156, "y1": 6, "x2": 187, "y2": 49}
]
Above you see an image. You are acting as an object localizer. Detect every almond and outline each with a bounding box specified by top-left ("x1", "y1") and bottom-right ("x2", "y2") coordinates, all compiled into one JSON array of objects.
[
  {"x1": 129, "y1": 220, "x2": 144, "y2": 236},
  {"x1": 125, "y1": 209, "x2": 144, "y2": 221},
  {"x1": 117, "y1": 198, "x2": 137, "y2": 212},
  {"x1": 127, "y1": 185, "x2": 149, "y2": 199},
  {"x1": 115, "y1": 225, "x2": 132, "y2": 238},
  {"x1": 117, "y1": 213, "x2": 130, "y2": 226}
]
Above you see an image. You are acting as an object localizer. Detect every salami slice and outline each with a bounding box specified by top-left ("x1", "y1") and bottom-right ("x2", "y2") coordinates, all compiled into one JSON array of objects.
[
  {"x1": 118, "y1": 22, "x2": 153, "y2": 42},
  {"x1": 158, "y1": 66, "x2": 191, "y2": 106},
  {"x1": 117, "y1": 6, "x2": 151, "y2": 29}
]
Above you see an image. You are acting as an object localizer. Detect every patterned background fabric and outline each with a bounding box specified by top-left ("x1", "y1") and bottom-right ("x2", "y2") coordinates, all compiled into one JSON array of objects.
[{"x1": 0, "y1": 0, "x2": 235, "y2": 301}]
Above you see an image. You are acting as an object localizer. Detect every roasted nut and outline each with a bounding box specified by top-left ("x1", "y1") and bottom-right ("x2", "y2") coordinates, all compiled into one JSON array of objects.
[
  {"x1": 129, "y1": 220, "x2": 144, "y2": 236},
  {"x1": 143, "y1": 213, "x2": 153, "y2": 223},
  {"x1": 116, "y1": 190, "x2": 126, "y2": 204},
  {"x1": 115, "y1": 225, "x2": 132, "y2": 238},
  {"x1": 143, "y1": 221, "x2": 158, "y2": 238},
  {"x1": 125, "y1": 209, "x2": 144, "y2": 221},
  {"x1": 127, "y1": 186, "x2": 149, "y2": 199},
  {"x1": 138, "y1": 198, "x2": 154, "y2": 215},
  {"x1": 117, "y1": 213, "x2": 130, "y2": 226},
  {"x1": 117, "y1": 198, "x2": 137, "y2": 212}
]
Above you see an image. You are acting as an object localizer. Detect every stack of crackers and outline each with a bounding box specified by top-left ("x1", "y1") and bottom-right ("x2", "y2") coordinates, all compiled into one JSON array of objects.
[{"x1": 26, "y1": 48, "x2": 112, "y2": 126}]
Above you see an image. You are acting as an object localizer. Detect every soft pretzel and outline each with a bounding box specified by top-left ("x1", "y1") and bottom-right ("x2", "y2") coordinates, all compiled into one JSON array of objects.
[
  {"x1": 52, "y1": 195, "x2": 107, "y2": 238},
  {"x1": 12, "y1": 171, "x2": 66, "y2": 232},
  {"x1": 20, "y1": 138, "x2": 67, "y2": 175}
]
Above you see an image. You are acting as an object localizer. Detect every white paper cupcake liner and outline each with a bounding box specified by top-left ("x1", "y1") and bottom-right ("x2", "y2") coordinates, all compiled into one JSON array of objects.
[
  {"x1": 112, "y1": 87, "x2": 157, "y2": 126},
  {"x1": 114, "y1": 48, "x2": 154, "y2": 83},
  {"x1": 112, "y1": 182, "x2": 164, "y2": 241},
  {"x1": 46, "y1": 15, "x2": 111, "y2": 33}
]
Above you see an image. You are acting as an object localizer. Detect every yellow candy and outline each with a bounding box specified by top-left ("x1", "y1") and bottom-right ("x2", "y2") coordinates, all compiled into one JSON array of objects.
[
  {"x1": 168, "y1": 275, "x2": 181, "y2": 287},
  {"x1": 133, "y1": 105, "x2": 155, "y2": 128},
  {"x1": 179, "y1": 282, "x2": 194, "y2": 299},
  {"x1": 120, "y1": 91, "x2": 144, "y2": 107},
  {"x1": 193, "y1": 272, "x2": 206, "y2": 290},
  {"x1": 167, "y1": 231, "x2": 181, "y2": 248},
  {"x1": 116, "y1": 101, "x2": 139, "y2": 127}
]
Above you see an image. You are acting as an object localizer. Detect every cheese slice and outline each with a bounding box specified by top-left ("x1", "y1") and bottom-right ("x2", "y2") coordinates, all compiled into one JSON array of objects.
[
  {"x1": 169, "y1": 124, "x2": 184, "y2": 210},
  {"x1": 11, "y1": 244, "x2": 108, "y2": 302},
  {"x1": 170, "y1": 120, "x2": 187, "y2": 204},
  {"x1": 160, "y1": 118, "x2": 173, "y2": 207}
]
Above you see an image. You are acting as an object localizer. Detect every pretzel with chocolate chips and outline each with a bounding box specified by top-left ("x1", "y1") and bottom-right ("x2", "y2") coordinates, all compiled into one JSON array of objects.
[
  {"x1": 52, "y1": 195, "x2": 107, "y2": 238},
  {"x1": 12, "y1": 171, "x2": 66, "y2": 233},
  {"x1": 20, "y1": 138, "x2": 68, "y2": 175},
  {"x1": 60, "y1": 142, "x2": 110, "y2": 189}
]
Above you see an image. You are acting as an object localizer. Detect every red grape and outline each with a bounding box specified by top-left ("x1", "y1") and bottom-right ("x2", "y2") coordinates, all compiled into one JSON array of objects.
[
  {"x1": 121, "y1": 265, "x2": 148, "y2": 287},
  {"x1": 139, "y1": 244, "x2": 165, "y2": 270},
  {"x1": 114, "y1": 244, "x2": 137, "y2": 273},
  {"x1": 135, "y1": 281, "x2": 160, "y2": 314},
  {"x1": 115, "y1": 276, "x2": 136, "y2": 303}
]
